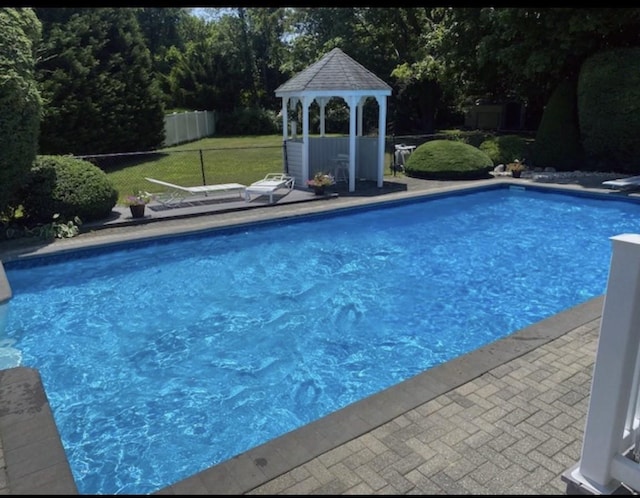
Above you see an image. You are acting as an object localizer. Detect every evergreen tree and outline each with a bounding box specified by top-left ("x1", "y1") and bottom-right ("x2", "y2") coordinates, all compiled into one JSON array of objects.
[
  {"x1": 36, "y1": 8, "x2": 165, "y2": 155},
  {"x1": 0, "y1": 7, "x2": 42, "y2": 213}
]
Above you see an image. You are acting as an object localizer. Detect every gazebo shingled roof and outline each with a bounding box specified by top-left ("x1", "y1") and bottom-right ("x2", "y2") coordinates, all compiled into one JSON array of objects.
[{"x1": 275, "y1": 47, "x2": 392, "y2": 93}]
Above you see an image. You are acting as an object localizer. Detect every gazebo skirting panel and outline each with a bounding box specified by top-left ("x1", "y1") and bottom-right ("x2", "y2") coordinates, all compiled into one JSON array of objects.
[{"x1": 285, "y1": 136, "x2": 379, "y2": 187}]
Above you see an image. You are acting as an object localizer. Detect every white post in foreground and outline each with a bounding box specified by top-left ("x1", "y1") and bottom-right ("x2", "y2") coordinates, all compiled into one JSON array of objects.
[{"x1": 566, "y1": 233, "x2": 640, "y2": 494}]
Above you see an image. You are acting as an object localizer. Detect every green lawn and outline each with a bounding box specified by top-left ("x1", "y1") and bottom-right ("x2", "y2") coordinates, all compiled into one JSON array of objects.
[{"x1": 106, "y1": 134, "x2": 397, "y2": 204}]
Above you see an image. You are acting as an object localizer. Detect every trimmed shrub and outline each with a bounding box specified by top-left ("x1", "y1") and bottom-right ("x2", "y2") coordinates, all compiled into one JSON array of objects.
[
  {"x1": 404, "y1": 140, "x2": 494, "y2": 180},
  {"x1": 479, "y1": 134, "x2": 531, "y2": 165},
  {"x1": 216, "y1": 107, "x2": 279, "y2": 136},
  {"x1": 533, "y1": 79, "x2": 584, "y2": 171},
  {"x1": 19, "y1": 155, "x2": 118, "y2": 223},
  {"x1": 578, "y1": 47, "x2": 640, "y2": 173}
]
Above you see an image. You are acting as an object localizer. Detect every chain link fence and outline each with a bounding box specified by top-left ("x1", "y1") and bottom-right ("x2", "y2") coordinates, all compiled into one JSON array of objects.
[
  {"x1": 74, "y1": 131, "x2": 509, "y2": 202},
  {"x1": 75, "y1": 144, "x2": 286, "y2": 202}
]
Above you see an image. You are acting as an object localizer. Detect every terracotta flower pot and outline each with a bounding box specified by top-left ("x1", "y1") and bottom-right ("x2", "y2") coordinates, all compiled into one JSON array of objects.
[{"x1": 129, "y1": 204, "x2": 146, "y2": 218}]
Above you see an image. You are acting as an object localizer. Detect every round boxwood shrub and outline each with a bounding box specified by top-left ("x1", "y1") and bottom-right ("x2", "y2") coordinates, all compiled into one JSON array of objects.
[
  {"x1": 404, "y1": 140, "x2": 494, "y2": 180},
  {"x1": 479, "y1": 134, "x2": 531, "y2": 165},
  {"x1": 19, "y1": 155, "x2": 118, "y2": 223}
]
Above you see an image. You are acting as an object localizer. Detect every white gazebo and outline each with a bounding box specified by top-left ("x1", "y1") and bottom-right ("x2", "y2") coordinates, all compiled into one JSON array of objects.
[{"x1": 275, "y1": 48, "x2": 392, "y2": 193}]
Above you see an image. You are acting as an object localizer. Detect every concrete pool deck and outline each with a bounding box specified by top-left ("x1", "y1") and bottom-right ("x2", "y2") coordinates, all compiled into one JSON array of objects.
[{"x1": 0, "y1": 173, "x2": 636, "y2": 494}]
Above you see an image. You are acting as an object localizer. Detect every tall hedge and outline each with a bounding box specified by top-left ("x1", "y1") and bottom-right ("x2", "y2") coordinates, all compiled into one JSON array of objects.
[
  {"x1": 0, "y1": 8, "x2": 42, "y2": 213},
  {"x1": 578, "y1": 48, "x2": 640, "y2": 173},
  {"x1": 533, "y1": 79, "x2": 584, "y2": 171}
]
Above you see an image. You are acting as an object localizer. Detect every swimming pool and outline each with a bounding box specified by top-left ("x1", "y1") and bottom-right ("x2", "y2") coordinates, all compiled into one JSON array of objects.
[{"x1": 3, "y1": 184, "x2": 640, "y2": 494}]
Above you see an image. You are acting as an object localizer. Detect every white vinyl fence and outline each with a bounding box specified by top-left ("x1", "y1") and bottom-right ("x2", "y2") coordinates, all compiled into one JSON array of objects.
[{"x1": 164, "y1": 110, "x2": 216, "y2": 147}]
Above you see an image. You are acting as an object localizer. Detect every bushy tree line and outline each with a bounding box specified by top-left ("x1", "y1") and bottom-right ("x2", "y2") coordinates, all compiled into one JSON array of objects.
[{"x1": 30, "y1": 7, "x2": 640, "y2": 151}]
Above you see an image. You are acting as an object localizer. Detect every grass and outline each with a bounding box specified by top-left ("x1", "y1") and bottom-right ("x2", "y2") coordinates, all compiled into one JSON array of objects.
[
  {"x1": 106, "y1": 134, "x2": 398, "y2": 204},
  {"x1": 106, "y1": 135, "x2": 287, "y2": 204}
]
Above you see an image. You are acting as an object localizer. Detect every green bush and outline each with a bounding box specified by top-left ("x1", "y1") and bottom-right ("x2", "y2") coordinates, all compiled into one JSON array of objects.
[
  {"x1": 533, "y1": 79, "x2": 584, "y2": 171},
  {"x1": 479, "y1": 135, "x2": 531, "y2": 165},
  {"x1": 578, "y1": 47, "x2": 640, "y2": 173},
  {"x1": 216, "y1": 107, "x2": 279, "y2": 136},
  {"x1": 19, "y1": 155, "x2": 118, "y2": 223},
  {"x1": 404, "y1": 140, "x2": 494, "y2": 180}
]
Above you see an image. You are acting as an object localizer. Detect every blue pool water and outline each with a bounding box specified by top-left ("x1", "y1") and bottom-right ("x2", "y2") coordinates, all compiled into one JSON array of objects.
[{"x1": 3, "y1": 185, "x2": 640, "y2": 494}]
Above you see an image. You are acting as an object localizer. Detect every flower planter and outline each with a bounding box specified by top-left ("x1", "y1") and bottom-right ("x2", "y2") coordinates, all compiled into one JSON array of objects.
[
  {"x1": 512, "y1": 170, "x2": 522, "y2": 178},
  {"x1": 129, "y1": 204, "x2": 146, "y2": 218},
  {"x1": 313, "y1": 186, "x2": 326, "y2": 196}
]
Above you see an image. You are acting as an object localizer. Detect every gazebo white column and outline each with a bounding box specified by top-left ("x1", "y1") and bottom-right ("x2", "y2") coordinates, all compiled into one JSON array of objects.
[
  {"x1": 302, "y1": 96, "x2": 311, "y2": 185},
  {"x1": 289, "y1": 98, "x2": 299, "y2": 138},
  {"x1": 357, "y1": 97, "x2": 366, "y2": 137},
  {"x1": 376, "y1": 95, "x2": 387, "y2": 188},
  {"x1": 280, "y1": 99, "x2": 288, "y2": 141},
  {"x1": 316, "y1": 97, "x2": 329, "y2": 137},
  {"x1": 347, "y1": 95, "x2": 357, "y2": 192}
]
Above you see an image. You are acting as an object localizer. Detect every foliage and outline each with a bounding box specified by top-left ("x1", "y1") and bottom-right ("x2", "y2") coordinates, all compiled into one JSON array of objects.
[
  {"x1": 435, "y1": 8, "x2": 640, "y2": 129},
  {"x1": 0, "y1": 8, "x2": 42, "y2": 214},
  {"x1": 533, "y1": 78, "x2": 584, "y2": 171},
  {"x1": 30, "y1": 7, "x2": 640, "y2": 145},
  {"x1": 19, "y1": 155, "x2": 118, "y2": 224},
  {"x1": 578, "y1": 47, "x2": 640, "y2": 173},
  {"x1": 478, "y1": 134, "x2": 531, "y2": 165},
  {"x1": 307, "y1": 172, "x2": 335, "y2": 188},
  {"x1": 124, "y1": 190, "x2": 153, "y2": 206},
  {"x1": 35, "y1": 7, "x2": 165, "y2": 155},
  {"x1": 404, "y1": 139, "x2": 494, "y2": 180},
  {"x1": 1, "y1": 213, "x2": 82, "y2": 241},
  {"x1": 215, "y1": 107, "x2": 279, "y2": 136},
  {"x1": 164, "y1": 15, "x2": 247, "y2": 113},
  {"x1": 506, "y1": 159, "x2": 526, "y2": 172}
]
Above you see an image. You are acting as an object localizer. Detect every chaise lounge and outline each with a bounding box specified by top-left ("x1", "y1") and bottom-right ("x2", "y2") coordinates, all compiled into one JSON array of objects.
[
  {"x1": 244, "y1": 173, "x2": 295, "y2": 204},
  {"x1": 602, "y1": 175, "x2": 640, "y2": 191},
  {"x1": 145, "y1": 177, "x2": 247, "y2": 206}
]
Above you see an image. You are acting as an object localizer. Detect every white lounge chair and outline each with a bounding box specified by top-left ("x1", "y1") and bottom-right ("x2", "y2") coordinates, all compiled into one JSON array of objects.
[
  {"x1": 244, "y1": 173, "x2": 295, "y2": 204},
  {"x1": 145, "y1": 177, "x2": 246, "y2": 206},
  {"x1": 602, "y1": 175, "x2": 640, "y2": 190}
]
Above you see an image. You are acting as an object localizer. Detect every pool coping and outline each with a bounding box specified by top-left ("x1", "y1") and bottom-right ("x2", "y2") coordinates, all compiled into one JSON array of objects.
[{"x1": 0, "y1": 177, "x2": 628, "y2": 494}]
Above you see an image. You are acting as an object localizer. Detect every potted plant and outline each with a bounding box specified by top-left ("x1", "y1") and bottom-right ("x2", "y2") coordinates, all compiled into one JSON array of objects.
[
  {"x1": 306, "y1": 172, "x2": 335, "y2": 195},
  {"x1": 124, "y1": 190, "x2": 153, "y2": 218},
  {"x1": 507, "y1": 159, "x2": 526, "y2": 178}
]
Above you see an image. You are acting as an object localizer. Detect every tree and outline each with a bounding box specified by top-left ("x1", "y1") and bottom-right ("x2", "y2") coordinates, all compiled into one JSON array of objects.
[
  {"x1": 134, "y1": 7, "x2": 190, "y2": 107},
  {"x1": 164, "y1": 14, "x2": 246, "y2": 113},
  {"x1": 36, "y1": 8, "x2": 165, "y2": 155},
  {"x1": 435, "y1": 8, "x2": 640, "y2": 128},
  {"x1": 0, "y1": 7, "x2": 42, "y2": 214}
]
